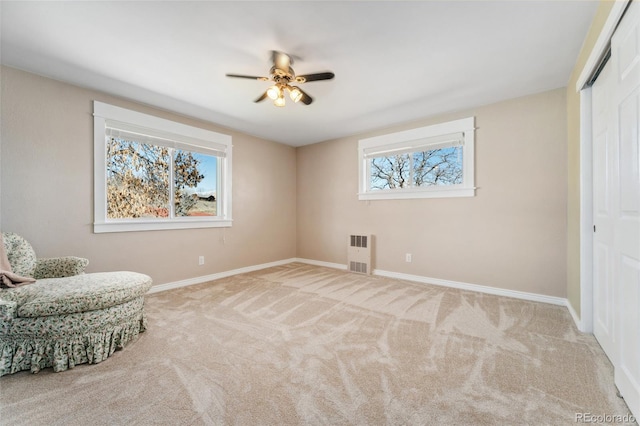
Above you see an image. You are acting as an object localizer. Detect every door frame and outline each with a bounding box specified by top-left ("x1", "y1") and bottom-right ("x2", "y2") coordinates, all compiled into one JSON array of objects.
[{"x1": 576, "y1": 0, "x2": 629, "y2": 333}]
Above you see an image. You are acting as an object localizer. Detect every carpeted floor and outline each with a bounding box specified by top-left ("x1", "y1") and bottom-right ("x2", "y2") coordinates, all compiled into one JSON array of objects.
[{"x1": 0, "y1": 263, "x2": 636, "y2": 425}]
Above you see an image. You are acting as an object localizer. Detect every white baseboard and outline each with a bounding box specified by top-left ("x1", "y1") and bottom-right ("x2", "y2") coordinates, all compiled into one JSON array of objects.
[
  {"x1": 295, "y1": 258, "x2": 567, "y2": 307},
  {"x1": 148, "y1": 258, "x2": 297, "y2": 294},
  {"x1": 292, "y1": 258, "x2": 347, "y2": 270},
  {"x1": 150, "y1": 257, "x2": 568, "y2": 309},
  {"x1": 374, "y1": 269, "x2": 567, "y2": 306},
  {"x1": 565, "y1": 300, "x2": 585, "y2": 331}
]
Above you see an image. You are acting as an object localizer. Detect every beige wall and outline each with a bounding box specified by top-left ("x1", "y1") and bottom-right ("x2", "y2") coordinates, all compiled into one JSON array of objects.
[
  {"x1": 298, "y1": 89, "x2": 568, "y2": 297},
  {"x1": 0, "y1": 66, "x2": 297, "y2": 286},
  {"x1": 0, "y1": 65, "x2": 573, "y2": 299},
  {"x1": 566, "y1": 0, "x2": 617, "y2": 318}
]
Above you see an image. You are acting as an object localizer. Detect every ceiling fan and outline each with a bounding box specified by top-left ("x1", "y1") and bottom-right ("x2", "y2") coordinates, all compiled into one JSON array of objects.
[{"x1": 226, "y1": 51, "x2": 335, "y2": 107}]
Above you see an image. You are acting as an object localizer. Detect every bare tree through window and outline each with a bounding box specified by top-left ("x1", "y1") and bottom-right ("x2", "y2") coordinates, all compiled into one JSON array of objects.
[
  {"x1": 106, "y1": 138, "x2": 216, "y2": 219},
  {"x1": 370, "y1": 146, "x2": 462, "y2": 190}
]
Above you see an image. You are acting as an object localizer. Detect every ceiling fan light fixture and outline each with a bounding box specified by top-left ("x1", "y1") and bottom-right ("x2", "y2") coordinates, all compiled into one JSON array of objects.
[
  {"x1": 266, "y1": 85, "x2": 281, "y2": 100},
  {"x1": 226, "y1": 51, "x2": 335, "y2": 107},
  {"x1": 274, "y1": 94, "x2": 286, "y2": 107},
  {"x1": 289, "y1": 86, "x2": 303, "y2": 103}
]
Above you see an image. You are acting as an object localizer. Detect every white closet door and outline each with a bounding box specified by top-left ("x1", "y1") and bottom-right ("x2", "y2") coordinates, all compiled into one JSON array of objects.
[
  {"x1": 592, "y1": 58, "x2": 617, "y2": 362},
  {"x1": 611, "y1": 1, "x2": 640, "y2": 418},
  {"x1": 593, "y1": 1, "x2": 640, "y2": 419}
]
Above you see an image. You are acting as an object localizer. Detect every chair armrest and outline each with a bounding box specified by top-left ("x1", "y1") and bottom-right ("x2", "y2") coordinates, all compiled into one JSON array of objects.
[
  {"x1": 34, "y1": 257, "x2": 89, "y2": 279},
  {"x1": 0, "y1": 298, "x2": 17, "y2": 321}
]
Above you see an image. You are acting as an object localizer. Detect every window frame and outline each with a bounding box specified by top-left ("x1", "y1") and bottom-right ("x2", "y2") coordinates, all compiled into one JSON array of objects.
[
  {"x1": 358, "y1": 117, "x2": 475, "y2": 200},
  {"x1": 93, "y1": 101, "x2": 232, "y2": 233}
]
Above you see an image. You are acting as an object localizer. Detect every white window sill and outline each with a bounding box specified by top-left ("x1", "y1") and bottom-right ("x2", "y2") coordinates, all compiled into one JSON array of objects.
[
  {"x1": 358, "y1": 187, "x2": 475, "y2": 201},
  {"x1": 94, "y1": 218, "x2": 232, "y2": 233}
]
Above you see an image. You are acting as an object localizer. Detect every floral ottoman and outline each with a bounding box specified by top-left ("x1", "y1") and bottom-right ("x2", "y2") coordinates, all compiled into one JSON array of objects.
[{"x1": 0, "y1": 271, "x2": 152, "y2": 376}]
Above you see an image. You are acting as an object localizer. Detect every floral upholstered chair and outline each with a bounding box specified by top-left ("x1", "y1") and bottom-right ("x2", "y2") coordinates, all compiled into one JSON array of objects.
[
  {"x1": 2, "y1": 232, "x2": 89, "y2": 280},
  {"x1": 0, "y1": 232, "x2": 152, "y2": 376}
]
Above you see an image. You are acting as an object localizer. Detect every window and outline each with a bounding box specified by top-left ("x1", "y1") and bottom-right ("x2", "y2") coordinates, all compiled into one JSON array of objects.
[
  {"x1": 358, "y1": 117, "x2": 475, "y2": 200},
  {"x1": 93, "y1": 101, "x2": 232, "y2": 233}
]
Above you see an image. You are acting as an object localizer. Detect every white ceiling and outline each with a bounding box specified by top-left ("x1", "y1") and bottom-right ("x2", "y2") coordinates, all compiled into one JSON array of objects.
[{"x1": 1, "y1": 1, "x2": 598, "y2": 147}]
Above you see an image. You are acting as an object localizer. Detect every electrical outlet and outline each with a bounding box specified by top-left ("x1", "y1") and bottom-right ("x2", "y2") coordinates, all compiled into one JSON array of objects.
[
  {"x1": 405, "y1": 253, "x2": 412, "y2": 263},
  {"x1": 198, "y1": 256, "x2": 205, "y2": 266}
]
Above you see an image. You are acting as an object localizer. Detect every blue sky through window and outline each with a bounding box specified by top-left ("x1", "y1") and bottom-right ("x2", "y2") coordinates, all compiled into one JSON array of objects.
[{"x1": 191, "y1": 152, "x2": 217, "y2": 197}]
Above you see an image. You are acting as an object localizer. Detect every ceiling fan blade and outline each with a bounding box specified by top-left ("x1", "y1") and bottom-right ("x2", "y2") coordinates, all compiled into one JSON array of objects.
[
  {"x1": 297, "y1": 87, "x2": 313, "y2": 105},
  {"x1": 295, "y1": 72, "x2": 335, "y2": 83},
  {"x1": 254, "y1": 91, "x2": 269, "y2": 103},
  {"x1": 271, "y1": 50, "x2": 291, "y2": 71},
  {"x1": 226, "y1": 73, "x2": 269, "y2": 81}
]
